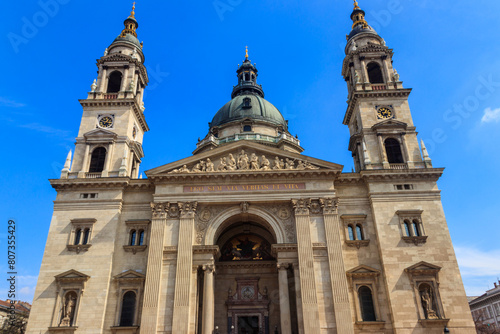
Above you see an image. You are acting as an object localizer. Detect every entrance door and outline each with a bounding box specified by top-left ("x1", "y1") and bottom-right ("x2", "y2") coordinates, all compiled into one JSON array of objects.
[{"x1": 237, "y1": 316, "x2": 259, "y2": 334}]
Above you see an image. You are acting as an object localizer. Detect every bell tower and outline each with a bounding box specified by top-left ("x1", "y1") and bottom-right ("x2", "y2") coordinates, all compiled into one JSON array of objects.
[
  {"x1": 342, "y1": 1, "x2": 431, "y2": 172},
  {"x1": 61, "y1": 3, "x2": 149, "y2": 179}
]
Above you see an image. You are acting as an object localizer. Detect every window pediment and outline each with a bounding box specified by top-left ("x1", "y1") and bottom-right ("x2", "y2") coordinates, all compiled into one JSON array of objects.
[
  {"x1": 405, "y1": 261, "x2": 441, "y2": 276},
  {"x1": 55, "y1": 269, "x2": 90, "y2": 283},
  {"x1": 347, "y1": 265, "x2": 381, "y2": 278},
  {"x1": 83, "y1": 128, "x2": 117, "y2": 143},
  {"x1": 371, "y1": 119, "x2": 407, "y2": 132}
]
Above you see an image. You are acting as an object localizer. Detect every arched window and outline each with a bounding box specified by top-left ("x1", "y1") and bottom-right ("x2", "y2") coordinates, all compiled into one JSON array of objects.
[
  {"x1": 358, "y1": 286, "x2": 376, "y2": 321},
  {"x1": 403, "y1": 220, "x2": 411, "y2": 236},
  {"x1": 384, "y1": 138, "x2": 404, "y2": 164},
  {"x1": 243, "y1": 125, "x2": 252, "y2": 132},
  {"x1": 129, "y1": 230, "x2": 137, "y2": 246},
  {"x1": 82, "y1": 229, "x2": 90, "y2": 245},
  {"x1": 74, "y1": 229, "x2": 82, "y2": 245},
  {"x1": 367, "y1": 62, "x2": 384, "y2": 84},
  {"x1": 243, "y1": 97, "x2": 251, "y2": 108},
  {"x1": 348, "y1": 225, "x2": 355, "y2": 241},
  {"x1": 107, "y1": 71, "x2": 122, "y2": 93},
  {"x1": 356, "y1": 225, "x2": 364, "y2": 240},
  {"x1": 119, "y1": 291, "x2": 136, "y2": 327},
  {"x1": 244, "y1": 73, "x2": 250, "y2": 81},
  {"x1": 412, "y1": 220, "x2": 421, "y2": 237},
  {"x1": 138, "y1": 230, "x2": 145, "y2": 246},
  {"x1": 89, "y1": 147, "x2": 107, "y2": 173}
]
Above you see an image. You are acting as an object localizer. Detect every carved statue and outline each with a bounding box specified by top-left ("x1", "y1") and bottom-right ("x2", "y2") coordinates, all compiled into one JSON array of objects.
[
  {"x1": 129, "y1": 79, "x2": 135, "y2": 91},
  {"x1": 104, "y1": 48, "x2": 108, "y2": 56},
  {"x1": 206, "y1": 158, "x2": 214, "y2": 172},
  {"x1": 296, "y1": 160, "x2": 306, "y2": 170},
  {"x1": 285, "y1": 158, "x2": 295, "y2": 170},
  {"x1": 178, "y1": 165, "x2": 190, "y2": 173},
  {"x1": 191, "y1": 162, "x2": 201, "y2": 173},
  {"x1": 218, "y1": 157, "x2": 227, "y2": 171},
  {"x1": 91, "y1": 79, "x2": 97, "y2": 92},
  {"x1": 250, "y1": 153, "x2": 260, "y2": 170},
  {"x1": 227, "y1": 154, "x2": 237, "y2": 170},
  {"x1": 272, "y1": 156, "x2": 282, "y2": 170},
  {"x1": 131, "y1": 48, "x2": 138, "y2": 59},
  {"x1": 351, "y1": 41, "x2": 357, "y2": 51},
  {"x1": 354, "y1": 70, "x2": 360, "y2": 84},
  {"x1": 60, "y1": 293, "x2": 76, "y2": 326},
  {"x1": 200, "y1": 160, "x2": 206, "y2": 172},
  {"x1": 420, "y1": 287, "x2": 439, "y2": 319},
  {"x1": 238, "y1": 150, "x2": 249, "y2": 170},
  {"x1": 261, "y1": 155, "x2": 270, "y2": 170},
  {"x1": 304, "y1": 161, "x2": 319, "y2": 170},
  {"x1": 393, "y1": 69, "x2": 400, "y2": 82},
  {"x1": 140, "y1": 102, "x2": 146, "y2": 112}
]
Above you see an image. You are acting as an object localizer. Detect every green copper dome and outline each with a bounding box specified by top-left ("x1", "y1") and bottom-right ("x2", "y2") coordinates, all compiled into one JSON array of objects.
[{"x1": 210, "y1": 94, "x2": 287, "y2": 129}]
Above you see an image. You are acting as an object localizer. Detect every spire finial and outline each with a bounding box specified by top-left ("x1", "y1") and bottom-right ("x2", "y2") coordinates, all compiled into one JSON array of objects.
[
  {"x1": 353, "y1": 0, "x2": 360, "y2": 10},
  {"x1": 131, "y1": 2, "x2": 136, "y2": 18},
  {"x1": 245, "y1": 46, "x2": 249, "y2": 60}
]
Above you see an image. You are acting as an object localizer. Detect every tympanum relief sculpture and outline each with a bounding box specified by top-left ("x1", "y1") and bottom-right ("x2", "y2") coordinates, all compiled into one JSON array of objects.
[{"x1": 169, "y1": 149, "x2": 319, "y2": 174}]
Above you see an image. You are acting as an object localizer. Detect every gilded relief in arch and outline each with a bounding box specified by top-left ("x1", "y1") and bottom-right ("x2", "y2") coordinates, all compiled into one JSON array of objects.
[{"x1": 194, "y1": 205, "x2": 231, "y2": 245}]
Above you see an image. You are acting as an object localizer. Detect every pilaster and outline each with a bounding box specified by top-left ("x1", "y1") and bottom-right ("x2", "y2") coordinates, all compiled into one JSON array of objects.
[
  {"x1": 140, "y1": 202, "x2": 168, "y2": 334},
  {"x1": 277, "y1": 263, "x2": 292, "y2": 334},
  {"x1": 201, "y1": 264, "x2": 215, "y2": 334},
  {"x1": 291, "y1": 199, "x2": 320, "y2": 334},
  {"x1": 320, "y1": 198, "x2": 355, "y2": 333},
  {"x1": 172, "y1": 201, "x2": 198, "y2": 333}
]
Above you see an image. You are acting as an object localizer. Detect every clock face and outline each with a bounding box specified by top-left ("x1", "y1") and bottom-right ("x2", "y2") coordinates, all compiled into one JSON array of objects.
[
  {"x1": 98, "y1": 116, "x2": 113, "y2": 128},
  {"x1": 377, "y1": 107, "x2": 393, "y2": 119}
]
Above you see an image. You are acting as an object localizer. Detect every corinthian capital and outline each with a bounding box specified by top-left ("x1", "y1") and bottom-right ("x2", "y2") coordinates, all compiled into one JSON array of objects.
[
  {"x1": 179, "y1": 201, "x2": 198, "y2": 218},
  {"x1": 291, "y1": 198, "x2": 311, "y2": 215},
  {"x1": 151, "y1": 202, "x2": 169, "y2": 218},
  {"x1": 319, "y1": 198, "x2": 338, "y2": 215}
]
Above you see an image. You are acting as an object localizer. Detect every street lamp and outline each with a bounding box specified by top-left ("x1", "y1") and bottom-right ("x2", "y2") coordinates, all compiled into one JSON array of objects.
[{"x1": 444, "y1": 326, "x2": 450, "y2": 333}]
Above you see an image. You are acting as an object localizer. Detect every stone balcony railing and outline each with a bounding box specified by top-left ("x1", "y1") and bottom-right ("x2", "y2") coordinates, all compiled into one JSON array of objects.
[
  {"x1": 196, "y1": 132, "x2": 301, "y2": 149},
  {"x1": 390, "y1": 163, "x2": 408, "y2": 170},
  {"x1": 85, "y1": 172, "x2": 102, "y2": 179}
]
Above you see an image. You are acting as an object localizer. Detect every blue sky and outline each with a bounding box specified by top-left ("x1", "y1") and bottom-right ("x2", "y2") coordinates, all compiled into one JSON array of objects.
[{"x1": 1, "y1": 0, "x2": 500, "y2": 302}]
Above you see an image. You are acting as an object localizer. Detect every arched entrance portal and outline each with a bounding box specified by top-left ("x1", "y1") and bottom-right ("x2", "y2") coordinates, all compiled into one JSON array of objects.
[{"x1": 209, "y1": 215, "x2": 280, "y2": 334}]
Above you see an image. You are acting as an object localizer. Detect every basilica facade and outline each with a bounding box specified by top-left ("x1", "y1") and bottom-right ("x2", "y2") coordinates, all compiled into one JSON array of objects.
[{"x1": 27, "y1": 2, "x2": 476, "y2": 334}]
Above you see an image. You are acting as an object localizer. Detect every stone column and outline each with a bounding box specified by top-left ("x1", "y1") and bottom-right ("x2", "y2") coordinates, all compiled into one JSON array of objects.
[
  {"x1": 140, "y1": 202, "x2": 168, "y2": 334},
  {"x1": 99, "y1": 66, "x2": 108, "y2": 93},
  {"x1": 400, "y1": 133, "x2": 414, "y2": 168},
  {"x1": 120, "y1": 65, "x2": 130, "y2": 92},
  {"x1": 291, "y1": 199, "x2": 320, "y2": 334},
  {"x1": 201, "y1": 264, "x2": 215, "y2": 334},
  {"x1": 78, "y1": 145, "x2": 90, "y2": 178},
  {"x1": 172, "y1": 201, "x2": 197, "y2": 333},
  {"x1": 377, "y1": 134, "x2": 390, "y2": 169},
  {"x1": 320, "y1": 198, "x2": 354, "y2": 333},
  {"x1": 277, "y1": 263, "x2": 292, "y2": 334}
]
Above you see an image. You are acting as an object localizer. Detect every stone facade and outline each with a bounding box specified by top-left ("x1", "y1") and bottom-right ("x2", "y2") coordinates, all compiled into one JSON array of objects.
[{"x1": 27, "y1": 3, "x2": 475, "y2": 334}]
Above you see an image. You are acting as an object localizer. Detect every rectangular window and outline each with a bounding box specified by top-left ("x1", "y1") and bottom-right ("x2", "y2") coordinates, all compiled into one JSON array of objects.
[
  {"x1": 494, "y1": 303, "x2": 500, "y2": 316},
  {"x1": 80, "y1": 193, "x2": 98, "y2": 199}
]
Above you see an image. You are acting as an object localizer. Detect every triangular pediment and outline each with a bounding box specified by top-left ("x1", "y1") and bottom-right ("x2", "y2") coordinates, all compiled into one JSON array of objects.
[
  {"x1": 55, "y1": 269, "x2": 90, "y2": 282},
  {"x1": 83, "y1": 128, "x2": 117, "y2": 139},
  {"x1": 347, "y1": 265, "x2": 381, "y2": 277},
  {"x1": 405, "y1": 261, "x2": 441, "y2": 273},
  {"x1": 114, "y1": 270, "x2": 146, "y2": 281},
  {"x1": 146, "y1": 141, "x2": 343, "y2": 176},
  {"x1": 371, "y1": 119, "x2": 408, "y2": 131}
]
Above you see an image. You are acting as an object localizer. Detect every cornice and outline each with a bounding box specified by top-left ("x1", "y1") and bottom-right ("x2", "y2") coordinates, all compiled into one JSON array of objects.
[
  {"x1": 148, "y1": 169, "x2": 340, "y2": 183},
  {"x1": 360, "y1": 168, "x2": 444, "y2": 182},
  {"x1": 50, "y1": 178, "x2": 131, "y2": 190}
]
